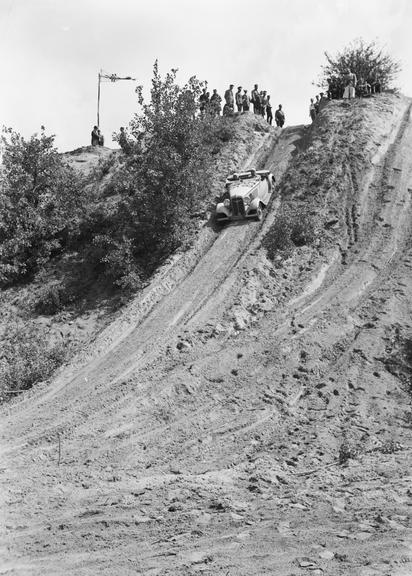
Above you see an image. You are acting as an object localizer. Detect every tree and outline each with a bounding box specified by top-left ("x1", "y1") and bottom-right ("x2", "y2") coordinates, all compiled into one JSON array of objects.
[
  {"x1": 0, "y1": 127, "x2": 83, "y2": 284},
  {"x1": 99, "y1": 62, "x2": 217, "y2": 286},
  {"x1": 320, "y1": 38, "x2": 401, "y2": 89}
]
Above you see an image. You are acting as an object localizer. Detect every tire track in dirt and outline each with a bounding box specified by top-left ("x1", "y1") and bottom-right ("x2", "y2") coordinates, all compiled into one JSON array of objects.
[
  {"x1": 288, "y1": 103, "x2": 412, "y2": 326},
  {"x1": 0, "y1": 126, "x2": 303, "y2": 448},
  {"x1": 2, "y1": 100, "x2": 412, "y2": 576}
]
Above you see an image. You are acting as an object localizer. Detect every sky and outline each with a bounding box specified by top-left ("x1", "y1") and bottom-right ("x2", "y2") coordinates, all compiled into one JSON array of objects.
[{"x1": 1, "y1": 0, "x2": 411, "y2": 151}]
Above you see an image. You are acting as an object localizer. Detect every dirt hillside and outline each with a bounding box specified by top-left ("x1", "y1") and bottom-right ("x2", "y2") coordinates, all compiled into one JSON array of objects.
[{"x1": 1, "y1": 94, "x2": 411, "y2": 576}]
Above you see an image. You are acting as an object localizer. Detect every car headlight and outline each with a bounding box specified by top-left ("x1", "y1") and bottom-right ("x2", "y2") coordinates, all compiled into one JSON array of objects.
[
  {"x1": 243, "y1": 196, "x2": 250, "y2": 206},
  {"x1": 224, "y1": 199, "x2": 230, "y2": 207}
]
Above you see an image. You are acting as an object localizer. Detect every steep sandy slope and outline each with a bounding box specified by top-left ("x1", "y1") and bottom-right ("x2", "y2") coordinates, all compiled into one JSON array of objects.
[{"x1": 1, "y1": 96, "x2": 411, "y2": 576}]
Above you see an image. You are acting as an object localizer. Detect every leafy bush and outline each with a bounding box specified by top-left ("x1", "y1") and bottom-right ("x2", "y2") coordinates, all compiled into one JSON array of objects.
[
  {"x1": 32, "y1": 280, "x2": 69, "y2": 315},
  {"x1": 320, "y1": 38, "x2": 401, "y2": 90},
  {"x1": 263, "y1": 206, "x2": 317, "y2": 263},
  {"x1": 0, "y1": 127, "x2": 85, "y2": 285},
  {"x1": 0, "y1": 319, "x2": 68, "y2": 401}
]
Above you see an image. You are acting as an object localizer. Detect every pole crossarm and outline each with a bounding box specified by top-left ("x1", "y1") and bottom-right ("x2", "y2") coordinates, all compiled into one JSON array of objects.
[
  {"x1": 99, "y1": 71, "x2": 136, "y2": 82},
  {"x1": 97, "y1": 70, "x2": 136, "y2": 127}
]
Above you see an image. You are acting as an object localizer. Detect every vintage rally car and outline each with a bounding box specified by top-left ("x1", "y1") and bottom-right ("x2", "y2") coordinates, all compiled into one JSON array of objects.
[{"x1": 215, "y1": 169, "x2": 275, "y2": 223}]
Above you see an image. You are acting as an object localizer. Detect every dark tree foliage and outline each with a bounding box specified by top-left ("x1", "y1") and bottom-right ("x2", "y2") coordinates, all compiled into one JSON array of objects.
[
  {"x1": 0, "y1": 127, "x2": 84, "y2": 285},
  {"x1": 320, "y1": 38, "x2": 401, "y2": 89}
]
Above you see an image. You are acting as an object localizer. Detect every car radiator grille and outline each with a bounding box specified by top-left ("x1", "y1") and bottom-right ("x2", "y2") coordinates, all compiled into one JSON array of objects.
[{"x1": 231, "y1": 197, "x2": 245, "y2": 217}]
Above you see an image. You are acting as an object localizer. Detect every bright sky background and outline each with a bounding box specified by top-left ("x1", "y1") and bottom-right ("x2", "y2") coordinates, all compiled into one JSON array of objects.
[{"x1": 1, "y1": 0, "x2": 411, "y2": 151}]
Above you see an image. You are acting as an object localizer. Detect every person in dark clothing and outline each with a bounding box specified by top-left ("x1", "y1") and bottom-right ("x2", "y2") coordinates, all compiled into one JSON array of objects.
[
  {"x1": 318, "y1": 92, "x2": 329, "y2": 113},
  {"x1": 210, "y1": 89, "x2": 222, "y2": 116},
  {"x1": 314, "y1": 95, "x2": 320, "y2": 114},
  {"x1": 242, "y1": 89, "x2": 250, "y2": 112},
  {"x1": 309, "y1": 98, "x2": 316, "y2": 122},
  {"x1": 199, "y1": 87, "x2": 209, "y2": 116},
  {"x1": 224, "y1": 84, "x2": 234, "y2": 104},
  {"x1": 251, "y1": 84, "x2": 261, "y2": 115},
  {"x1": 91, "y1": 125, "x2": 99, "y2": 146},
  {"x1": 275, "y1": 104, "x2": 285, "y2": 128},
  {"x1": 370, "y1": 73, "x2": 381, "y2": 94},
  {"x1": 266, "y1": 95, "x2": 273, "y2": 125},
  {"x1": 357, "y1": 78, "x2": 371, "y2": 97},
  {"x1": 98, "y1": 129, "x2": 104, "y2": 146},
  {"x1": 222, "y1": 84, "x2": 234, "y2": 116},
  {"x1": 235, "y1": 86, "x2": 243, "y2": 112}
]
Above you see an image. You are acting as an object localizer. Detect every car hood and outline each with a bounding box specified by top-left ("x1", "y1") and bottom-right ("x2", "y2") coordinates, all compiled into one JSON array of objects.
[{"x1": 228, "y1": 180, "x2": 259, "y2": 198}]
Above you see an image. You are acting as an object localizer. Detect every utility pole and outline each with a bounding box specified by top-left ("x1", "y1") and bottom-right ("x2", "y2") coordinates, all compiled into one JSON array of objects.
[{"x1": 97, "y1": 69, "x2": 136, "y2": 128}]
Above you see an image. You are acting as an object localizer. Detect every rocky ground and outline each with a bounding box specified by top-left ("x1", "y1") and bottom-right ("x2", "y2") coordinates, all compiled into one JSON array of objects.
[{"x1": 1, "y1": 95, "x2": 411, "y2": 576}]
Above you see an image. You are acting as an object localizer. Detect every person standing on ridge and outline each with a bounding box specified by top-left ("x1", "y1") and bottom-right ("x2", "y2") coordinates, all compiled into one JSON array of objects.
[
  {"x1": 118, "y1": 127, "x2": 131, "y2": 154},
  {"x1": 309, "y1": 98, "x2": 316, "y2": 122},
  {"x1": 251, "y1": 84, "x2": 261, "y2": 115},
  {"x1": 266, "y1": 95, "x2": 273, "y2": 125},
  {"x1": 91, "y1": 125, "x2": 99, "y2": 146},
  {"x1": 199, "y1": 87, "x2": 209, "y2": 116},
  {"x1": 261, "y1": 91, "x2": 268, "y2": 118},
  {"x1": 210, "y1": 89, "x2": 222, "y2": 116},
  {"x1": 275, "y1": 104, "x2": 285, "y2": 128},
  {"x1": 318, "y1": 92, "x2": 329, "y2": 113},
  {"x1": 235, "y1": 86, "x2": 243, "y2": 113},
  {"x1": 314, "y1": 94, "x2": 320, "y2": 115},
  {"x1": 343, "y1": 69, "x2": 357, "y2": 100},
  {"x1": 224, "y1": 84, "x2": 234, "y2": 107},
  {"x1": 242, "y1": 89, "x2": 250, "y2": 112}
]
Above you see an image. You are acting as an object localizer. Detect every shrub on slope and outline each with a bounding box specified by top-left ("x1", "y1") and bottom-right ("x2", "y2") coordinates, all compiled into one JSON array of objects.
[{"x1": 0, "y1": 127, "x2": 85, "y2": 285}]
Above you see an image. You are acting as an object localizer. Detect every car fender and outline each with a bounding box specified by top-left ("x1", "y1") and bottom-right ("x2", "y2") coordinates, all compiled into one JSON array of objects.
[
  {"x1": 216, "y1": 203, "x2": 230, "y2": 216},
  {"x1": 249, "y1": 197, "x2": 261, "y2": 210}
]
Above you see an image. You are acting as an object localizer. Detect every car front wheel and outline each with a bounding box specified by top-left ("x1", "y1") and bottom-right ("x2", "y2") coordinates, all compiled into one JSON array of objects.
[{"x1": 255, "y1": 203, "x2": 263, "y2": 221}]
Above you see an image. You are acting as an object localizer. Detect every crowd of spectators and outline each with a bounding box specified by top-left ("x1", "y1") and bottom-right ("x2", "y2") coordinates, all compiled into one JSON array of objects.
[
  {"x1": 309, "y1": 69, "x2": 383, "y2": 123},
  {"x1": 199, "y1": 84, "x2": 285, "y2": 127}
]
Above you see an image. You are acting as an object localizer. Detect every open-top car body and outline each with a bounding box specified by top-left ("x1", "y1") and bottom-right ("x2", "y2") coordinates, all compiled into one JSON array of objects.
[{"x1": 215, "y1": 169, "x2": 275, "y2": 223}]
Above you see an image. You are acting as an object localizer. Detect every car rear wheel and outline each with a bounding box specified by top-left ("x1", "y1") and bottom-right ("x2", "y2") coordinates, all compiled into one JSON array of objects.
[{"x1": 255, "y1": 203, "x2": 263, "y2": 221}]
